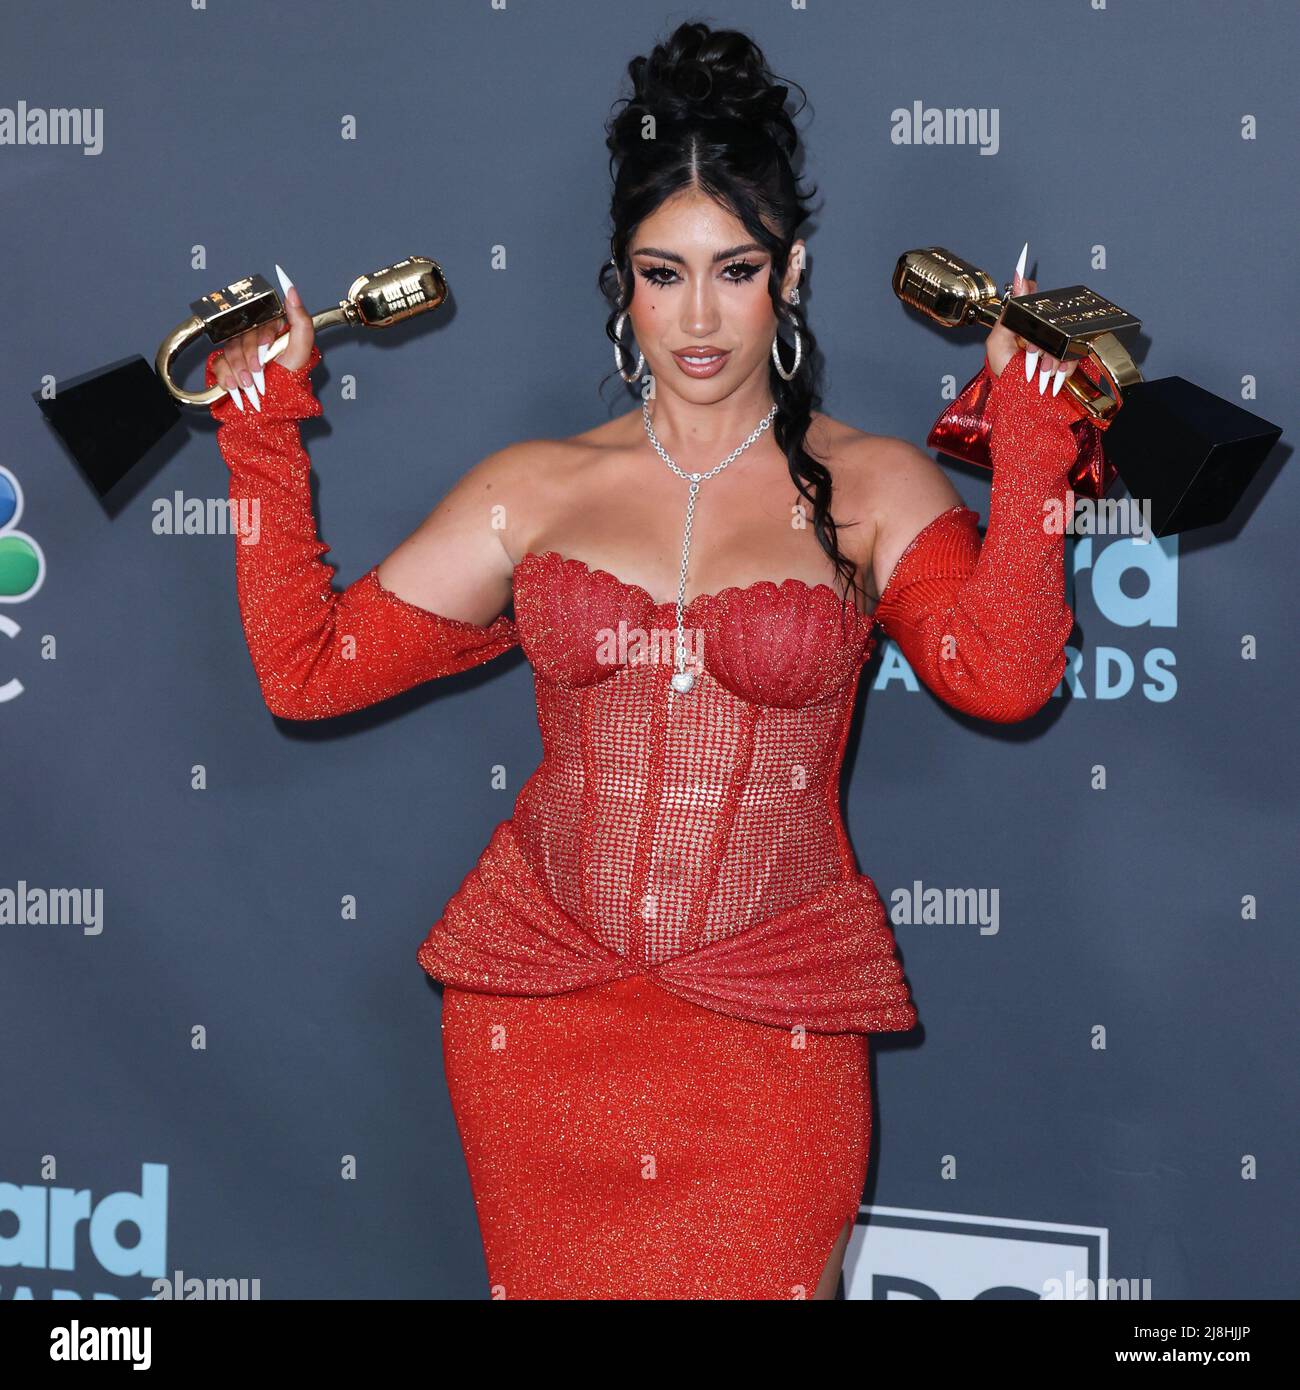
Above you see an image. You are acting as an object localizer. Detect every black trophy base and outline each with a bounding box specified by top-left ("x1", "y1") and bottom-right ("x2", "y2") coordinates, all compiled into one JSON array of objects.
[
  {"x1": 34, "y1": 355, "x2": 182, "y2": 501},
  {"x1": 1104, "y1": 377, "x2": 1282, "y2": 537}
]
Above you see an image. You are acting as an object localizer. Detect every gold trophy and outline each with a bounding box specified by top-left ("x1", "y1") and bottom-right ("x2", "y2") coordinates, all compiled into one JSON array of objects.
[
  {"x1": 35, "y1": 256, "x2": 449, "y2": 510},
  {"x1": 159, "y1": 256, "x2": 447, "y2": 406},
  {"x1": 893, "y1": 247, "x2": 1282, "y2": 535},
  {"x1": 894, "y1": 247, "x2": 1141, "y2": 424}
]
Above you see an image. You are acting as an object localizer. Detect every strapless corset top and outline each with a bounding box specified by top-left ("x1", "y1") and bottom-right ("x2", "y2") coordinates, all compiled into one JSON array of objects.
[
  {"x1": 501, "y1": 549, "x2": 883, "y2": 963},
  {"x1": 511, "y1": 549, "x2": 878, "y2": 708}
]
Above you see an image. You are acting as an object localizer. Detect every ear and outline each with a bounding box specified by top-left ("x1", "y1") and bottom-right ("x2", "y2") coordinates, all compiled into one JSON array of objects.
[{"x1": 782, "y1": 241, "x2": 805, "y2": 302}]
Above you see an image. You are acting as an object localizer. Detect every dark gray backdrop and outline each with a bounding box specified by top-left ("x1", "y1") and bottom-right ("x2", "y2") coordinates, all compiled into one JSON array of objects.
[{"x1": 2, "y1": 0, "x2": 1295, "y2": 1300}]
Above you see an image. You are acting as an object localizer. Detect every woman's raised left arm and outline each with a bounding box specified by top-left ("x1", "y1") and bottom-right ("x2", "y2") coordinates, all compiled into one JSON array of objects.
[{"x1": 869, "y1": 345, "x2": 1093, "y2": 722}]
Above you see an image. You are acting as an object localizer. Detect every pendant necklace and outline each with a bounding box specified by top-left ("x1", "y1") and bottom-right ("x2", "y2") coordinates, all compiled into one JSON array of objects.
[{"x1": 641, "y1": 397, "x2": 779, "y2": 696}]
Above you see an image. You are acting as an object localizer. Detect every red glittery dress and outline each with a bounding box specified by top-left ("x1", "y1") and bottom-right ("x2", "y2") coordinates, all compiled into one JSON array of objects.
[{"x1": 206, "y1": 344, "x2": 1093, "y2": 1299}]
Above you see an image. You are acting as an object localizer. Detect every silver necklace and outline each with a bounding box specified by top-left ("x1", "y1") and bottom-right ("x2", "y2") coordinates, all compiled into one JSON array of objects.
[{"x1": 641, "y1": 397, "x2": 779, "y2": 695}]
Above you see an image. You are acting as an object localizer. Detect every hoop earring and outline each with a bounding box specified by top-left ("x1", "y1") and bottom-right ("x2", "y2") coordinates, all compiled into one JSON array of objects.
[
  {"x1": 771, "y1": 314, "x2": 803, "y2": 382},
  {"x1": 614, "y1": 311, "x2": 645, "y2": 385}
]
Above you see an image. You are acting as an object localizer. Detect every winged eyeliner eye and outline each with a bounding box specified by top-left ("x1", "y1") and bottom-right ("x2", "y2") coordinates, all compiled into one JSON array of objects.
[{"x1": 635, "y1": 261, "x2": 763, "y2": 288}]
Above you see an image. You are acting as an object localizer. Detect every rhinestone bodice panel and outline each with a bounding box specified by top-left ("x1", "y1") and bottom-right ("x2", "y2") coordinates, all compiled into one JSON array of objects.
[{"x1": 507, "y1": 550, "x2": 877, "y2": 966}]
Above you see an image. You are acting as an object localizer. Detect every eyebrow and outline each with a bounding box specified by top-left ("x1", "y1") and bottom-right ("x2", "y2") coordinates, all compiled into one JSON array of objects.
[{"x1": 630, "y1": 242, "x2": 766, "y2": 265}]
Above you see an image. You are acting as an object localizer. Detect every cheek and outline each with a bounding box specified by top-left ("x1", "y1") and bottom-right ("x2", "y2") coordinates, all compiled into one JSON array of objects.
[
  {"x1": 629, "y1": 304, "x2": 658, "y2": 338},
  {"x1": 735, "y1": 290, "x2": 775, "y2": 340},
  {"x1": 732, "y1": 280, "x2": 772, "y2": 316}
]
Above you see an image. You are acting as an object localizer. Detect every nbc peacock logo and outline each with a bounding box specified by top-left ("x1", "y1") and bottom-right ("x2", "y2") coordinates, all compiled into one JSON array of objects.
[{"x1": 0, "y1": 465, "x2": 45, "y2": 603}]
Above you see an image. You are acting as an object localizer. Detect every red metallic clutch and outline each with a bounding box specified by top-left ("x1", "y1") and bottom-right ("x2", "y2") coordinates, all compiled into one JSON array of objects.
[{"x1": 928, "y1": 354, "x2": 1117, "y2": 499}]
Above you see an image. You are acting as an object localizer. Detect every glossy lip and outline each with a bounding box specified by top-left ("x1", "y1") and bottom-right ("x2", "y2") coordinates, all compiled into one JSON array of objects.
[{"x1": 672, "y1": 347, "x2": 731, "y2": 378}]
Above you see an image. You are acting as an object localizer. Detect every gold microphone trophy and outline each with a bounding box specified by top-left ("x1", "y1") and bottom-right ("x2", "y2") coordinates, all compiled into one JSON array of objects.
[
  {"x1": 893, "y1": 248, "x2": 1282, "y2": 536},
  {"x1": 35, "y1": 256, "x2": 448, "y2": 512}
]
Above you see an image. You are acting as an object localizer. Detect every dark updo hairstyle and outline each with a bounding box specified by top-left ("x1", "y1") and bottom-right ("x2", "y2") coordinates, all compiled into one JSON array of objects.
[{"x1": 599, "y1": 19, "x2": 859, "y2": 615}]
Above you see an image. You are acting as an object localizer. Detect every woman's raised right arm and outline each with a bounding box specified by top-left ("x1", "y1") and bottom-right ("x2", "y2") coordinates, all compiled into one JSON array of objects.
[{"x1": 205, "y1": 337, "x2": 520, "y2": 721}]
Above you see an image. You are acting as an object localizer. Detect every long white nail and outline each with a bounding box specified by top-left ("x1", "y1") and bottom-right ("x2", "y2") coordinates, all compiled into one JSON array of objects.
[
  {"x1": 244, "y1": 382, "x2": 261, "y2": 413},
  {"x1": 1015, "y1": 241, "x2": 1028, "y2": 283},
  {"x1": 275, "y1": 263, "x2": 294, "y2": 297},
  {"x1": 254, "y1": 342, "x2": 270, "y2": 393},
  {"x1": 252, "y1": 366, "x2": 266, "y2": 394},
  {"x1": 1025, "y1": 349, "x2": 1040, "y2": 381},
  {"x1": 1051, "y1": 366, "x2": 1068, "y2": 396},
  {"x1": 228, "y1": 384, "x2": 244, "y2": 412},
  {"x1": 1038, "y1": 365, "x2": 1051, "y2": 394}
]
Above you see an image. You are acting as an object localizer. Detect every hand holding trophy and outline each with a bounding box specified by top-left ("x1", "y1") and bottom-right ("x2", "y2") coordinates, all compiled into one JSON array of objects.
[
  {"x1": 984, "y1": 243, "x2": 1080, "y2": 393},
  {"x1": 208, "y1": 266, "x2": 317, "y2": 414}
]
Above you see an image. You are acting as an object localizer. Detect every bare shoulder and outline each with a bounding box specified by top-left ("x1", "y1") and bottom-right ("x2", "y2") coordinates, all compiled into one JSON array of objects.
[
  {"x1": 473, "y1": 410, "x2": 626, "y2": 480},
  {"x1": 379, "y1": 427, "x2": 607, "y2": 622},
  {"x1": 450, "y1": 406, "x2": 642, "y2": 514},
  {"x1": 406, "y1": 434, "x2": 573, "y2": 570},
  {"x1": 811, "y1": 411, "x2": 965, "y2": 603},
  {"x1": 810, "y1": 410, "x2": 958, "y2": 529},
  {"x1": 811, "y1": 412, "x2": 950, "y2": 505},
  {"x1": 454, "y1": 417, "x2": 629, "y2": 563},
  {"x1": 447, "y1": 432, "x2": 578, "y2": 521},
  {"x1": 461, "y1": 432, "x2": 573, "y2": 485}
]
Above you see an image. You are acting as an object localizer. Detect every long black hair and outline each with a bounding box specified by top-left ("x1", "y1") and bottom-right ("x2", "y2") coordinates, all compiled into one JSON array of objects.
[{"x1": 598, "y1": 19, "x2": 859, "y2": 617}]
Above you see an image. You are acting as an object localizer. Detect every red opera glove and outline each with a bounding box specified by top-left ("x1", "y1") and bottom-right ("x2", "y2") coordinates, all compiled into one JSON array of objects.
[
  {"x1": 872, "y1": 347, "x2": 1083, "y2": 722},
  {"x1": 205, "y1": 344, "x2": 518, "y2": 720},
  {"x1": 928, "y1": 351, "x2": 1116, "y2": 500}
]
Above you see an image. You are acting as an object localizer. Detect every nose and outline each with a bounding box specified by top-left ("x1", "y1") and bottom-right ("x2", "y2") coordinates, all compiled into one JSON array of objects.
[{"x1": 680, "y1": 276, "x2": 721, "y2": 338}]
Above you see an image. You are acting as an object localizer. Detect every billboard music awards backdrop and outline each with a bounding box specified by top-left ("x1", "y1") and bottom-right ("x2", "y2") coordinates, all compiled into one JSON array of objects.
[{"x1": 2, "y1": 0, "x2": 1296, "y2": 1310}]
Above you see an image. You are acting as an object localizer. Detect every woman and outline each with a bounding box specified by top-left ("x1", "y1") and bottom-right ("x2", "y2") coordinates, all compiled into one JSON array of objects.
[{"x1": 205, "y1": 21, "x2": 1092, "y2": 1300}]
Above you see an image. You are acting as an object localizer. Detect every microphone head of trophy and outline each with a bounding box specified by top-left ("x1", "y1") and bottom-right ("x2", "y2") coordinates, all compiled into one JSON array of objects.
[
  {"x1": 891, "y1": 247, "x2": 1003, "y2": 330},
  {"x1": 343, "y1": 257, "x2": 449, "y2": 328},
  {"x1": 34, "y1": 256, "x2": 449, "y2": 514},
  {"x1": 895, "y1": 247, "x2": 1282, "y2": 536}
]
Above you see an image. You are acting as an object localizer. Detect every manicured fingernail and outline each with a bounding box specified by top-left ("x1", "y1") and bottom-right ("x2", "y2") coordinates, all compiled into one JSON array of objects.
[
  {"x1": 1051, "y1": 366, "x2": 1068, "y2": 396},
  {"x1": 228, "y1": 385, "x2": 244, "y2": 412},
  {"x1": 275, "y1": 263, "x2": 294, "y2": 296},
  {"x1": 1025, "y1": 349, "x2": 1040, "y2": 381},
  {"x1": 1015, "y1": 241, "x2": 1028, "y2": 283},
  {"x1": 1038, "y1": 365, "x2": 1051, "y2": 394},
  {"x1": 244, "y1": 383, "x2": 261, "y2": 413},
  {"x1": 252, "y1": 365, "x2": 265, "y2": 393}
]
